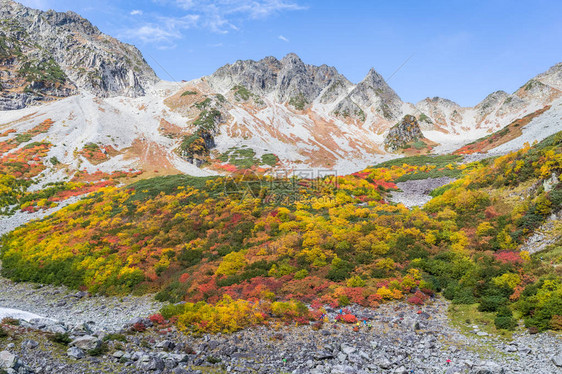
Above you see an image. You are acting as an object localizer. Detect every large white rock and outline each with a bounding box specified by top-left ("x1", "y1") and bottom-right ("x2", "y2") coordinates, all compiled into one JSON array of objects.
[{"x1": 70, "y1": 335, "x2": 101, "y2": 351}]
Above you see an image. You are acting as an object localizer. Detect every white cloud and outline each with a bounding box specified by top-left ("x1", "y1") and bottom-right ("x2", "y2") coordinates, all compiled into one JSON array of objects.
[
  {"x1": 175, "y1": 0, "x2": 305, "y2": 18},
  {"x1": 124, "y1": 25, "x2": 178, "y2": 43},
  {"x1": 130, "y1": 9, "x2": 144, "y2": 16},
  {"x1": 125, "y1": 0, "x2": 305, "y2": 46},
  {"x1": 156, "y1": 0, "x2": 306, "y2": 33},
  {"x1": 122, "y1": 14, "x2": 199, "y2": 47},
  {"x1": 278, "y1": 35, "x2": 289, "y2": 42}
]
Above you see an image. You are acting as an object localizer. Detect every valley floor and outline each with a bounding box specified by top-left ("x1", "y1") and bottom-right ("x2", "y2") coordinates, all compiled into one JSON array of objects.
[{"x1": 0, "y1": 272, "x2": 561, "y2": 374}]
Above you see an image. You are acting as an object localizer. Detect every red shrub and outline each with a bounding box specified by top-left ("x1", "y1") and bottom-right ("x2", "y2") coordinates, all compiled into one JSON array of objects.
[
  {"x1": 310, "y1": 299, "x2": 323, "y2": 309},
  {"x1": 367, "y1": 294, "x2": 383, "y2": 307},
  {"x1": 494, "y1": 251, "x2": 523, "y2": 265},
  {"x1": 132, "y1": 322, "x2": 146, "y2": 332},
  {"x1": 149, "y1": 313, "x2": 166, "y2": 325},
  {"x1": 407, "y1": 295, "x2": 424, "y2": 305},
  {"x1": 336, "y1": 314, "x2": 358, "y2": 324},
  {"x1": 344, "y1": 287, "x2": 368, "y2": 306}
]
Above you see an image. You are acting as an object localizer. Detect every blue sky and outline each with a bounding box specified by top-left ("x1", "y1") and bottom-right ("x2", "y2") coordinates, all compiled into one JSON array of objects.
[{"x1": 19, "y1": 0, "x2": 562, "y2": 106}]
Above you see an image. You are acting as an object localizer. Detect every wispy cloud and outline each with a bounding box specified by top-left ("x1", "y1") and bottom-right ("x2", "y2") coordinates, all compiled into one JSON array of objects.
[
  {"x1": 154, "y1": 0, "x2": 306, "y2": 33},
  {"x1": 175, "y1": 0, "x2": 305, "y2": 20},
  {"x1": 124, "y1": 0, "x2": 305, "y2": 46},
  {"x1": 278, "y1": 35, "x2": 289, "y2": 42},
  {"x1": 122, "y1": 14, "x2": 199, "y2": 48},
  {"x1": 130, "y1": 9, "x2": 144, "y2": 16}
]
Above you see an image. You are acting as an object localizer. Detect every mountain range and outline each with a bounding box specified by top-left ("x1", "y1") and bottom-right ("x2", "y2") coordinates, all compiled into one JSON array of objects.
[
  {"x1": 2, "y1": 3, "x2": 562, "y2": 371},
  {"x1": 1, "y1": 0, "x2": 561, "y2": 182}
]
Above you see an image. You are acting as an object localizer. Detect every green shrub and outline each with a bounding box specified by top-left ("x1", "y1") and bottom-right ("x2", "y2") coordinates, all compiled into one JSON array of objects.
[
  {"x1": 288, "y1": 94, "x2": 308, "y2": 110},
  {"x1": 327, "y1": 260, "x2": 354, "y2": 281},
  {"x1": 261, "y1": 153, "x2": 278, "y2": 167},
  {"x1": 495, "y1": 315, "x2": 517, "y2": 330},
  {"x1": 88, "y1": 342, "x2": 109, "y2": 356},
  {"x1": 478, "y1": 296, "x2": 507, "y2": 312},
  {"x1": 207, "y1": 356, "x2": 222, "y2": 364},
  {"x1": 160, "y1": 303, "x2": 187, "y2": 320},
  {"x1": 412, "y1": 141, "x2": 427, "y2": 150},
  {"x1": 418, "y1": 113, "x2": 432, "y2": 123},
  {"x1": 155, "y1": 281, "x2": 189, "y2": 303},
  {"x1": 451, "y1": 287, "x2": 477, "y2": 305},
  {"x1": 49, "y1": 332, "x2": 72, "y2": 346},
  {"x1": 232, "y1": 85, "x2": 252, "y2": 101},
  {"x1": 103, "y1": 333, "x2": 127, "y2": 343},
  {"x1": 294, "y1": 269, "x2": 309, "y2": 279},
  {"x1": 372, "y1": 154, "x2": 462, "y2": 169},
  {"x1": 338, "y1": 295, "x2": 350, "y2": 306},
  {"x1": 394, "y1": 168, "x2": 462, "y2": 183}
]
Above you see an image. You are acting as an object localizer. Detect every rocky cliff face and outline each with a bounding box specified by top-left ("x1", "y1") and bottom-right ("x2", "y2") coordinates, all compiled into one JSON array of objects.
[
  {"x1": 534, "y1": 63, "x2": 562, "y2": 91},
  {"x1": 0, "y1": 0, "x2": 158, "y2": 110},
  {"x1": 384, "y1": 114, "x2": 424, "y2": 151},
  {"x1": 0, "y1": 16, "x2": 77, "y2": 110},
  {"x1": 208, "y1": 53, "x2": 403, "y2": 124},
  {"x1": 334, "y1": 68, "x2": 403, "y2": 121},
  {"x1": 207, "y1": 53, "x2": 350, "y2": 108}
]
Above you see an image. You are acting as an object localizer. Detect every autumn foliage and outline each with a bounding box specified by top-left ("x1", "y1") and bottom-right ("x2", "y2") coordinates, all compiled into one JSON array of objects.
[{"x1": 1, "y1": 130, "x2": 562, "y2": 333}]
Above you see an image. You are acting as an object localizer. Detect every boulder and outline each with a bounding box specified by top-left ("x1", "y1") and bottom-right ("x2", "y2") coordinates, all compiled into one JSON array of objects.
[
  {"x1": 70, "y1": 335, "x2": 101, "y2": 351},
  {"x1": 552, "y1": 351, "x2": 562, "y2": 367},
  {"x1": 384, "y1": 115, "x2": 424, "y2": 151},
  {"x1": 340, "y1": 343, "x2": 356, "y2": 355},
  {"x1": 71, "y1": 322, "x2": 93, "y2": 336},
  {"x1": 0, "y1": 351, "x2": 18, "y2": 370},
  {"x1": 156, "y1": 340, "x2": 175, "y2": 351},
  {"x1": 330, "y1": 364, "x2": 357, "y2": 374},
  {"x1": 113, "y1": 350, "x2": 125, "y2": 359},
  {"x1": 136, "y1": 355, "x2": 165, "y2": 371},
  {"x1": 314, "y1": 351, "x2": 335, "y2": 360},
  {"x1": 29, "y1": 319, "x2": 67, "y2": 334},
  {"x1": 67, "y1": 347, "x2": 85, "y2": 360},
  {"x1": 469, "y1": 362, "x2": 505, "y2": 374},
  {"x1": 21, "y1": 340, "x2": 38, "y2": 350}
]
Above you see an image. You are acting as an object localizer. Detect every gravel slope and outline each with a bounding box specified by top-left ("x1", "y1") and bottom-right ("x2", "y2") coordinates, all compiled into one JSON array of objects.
[{"x1": 389, "y1": 177, "x2": 455, "y2": 208}]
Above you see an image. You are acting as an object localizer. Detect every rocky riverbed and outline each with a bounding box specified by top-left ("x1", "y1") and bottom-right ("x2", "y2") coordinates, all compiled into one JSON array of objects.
[
  {"x1": 0, "y1": 269, "x2": 163, "y2": 333},
  {"x1": 1, "y1": 274, "x2": 562, "y2": 374}
]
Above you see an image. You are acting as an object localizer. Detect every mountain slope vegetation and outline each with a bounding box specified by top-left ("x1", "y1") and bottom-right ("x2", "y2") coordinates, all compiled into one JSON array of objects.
[{"x1": 1, "y1": 132, "x2": 561, "y2": 333}]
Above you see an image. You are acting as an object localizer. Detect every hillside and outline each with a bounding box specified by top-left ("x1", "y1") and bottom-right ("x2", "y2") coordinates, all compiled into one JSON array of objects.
[
  {"x1": 0, "y1": 2, "x2": 562, "y2": 373},
  {"x1": 2, "y1": 133, "x2": 561, "y2": 336}
]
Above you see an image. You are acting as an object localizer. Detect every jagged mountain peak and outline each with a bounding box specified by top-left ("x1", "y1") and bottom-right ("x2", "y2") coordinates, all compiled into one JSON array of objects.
[
  {"x1": 356, "y1": 68, "x2": 400, "y2": 99},
  {"x1": 476, "y1": 90, "x2": 510, "y2": 109},
  {"x1": 420, "y1": 96, "x2": 461, "y2": 107},
  {"x1": 534, "y1": 62, "x2": 562, "y2": 91},
  {"x1": 0, "y1": 0, "x2": 158, "y2": 110},
  {"x1": 1, "y1": 1, "x2": 97, "y2": 35},
  {"x1": 331, "y1": 66, "x2": 403, "y2": 121},
  {"x1": 207, "y1": 53, "x2": 349, "y2": 104},
  {"x1": 364, "y1": 67, "x2": 385, "y2": 80},
  {"x1": 280, "y1": 52, "x2": 304, "y2": 64}
]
